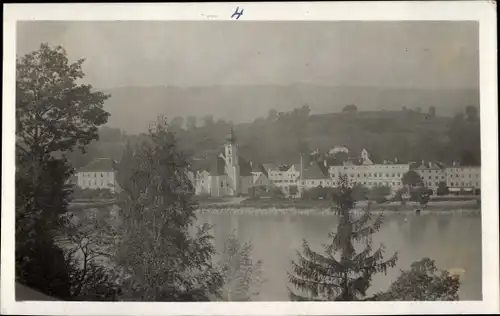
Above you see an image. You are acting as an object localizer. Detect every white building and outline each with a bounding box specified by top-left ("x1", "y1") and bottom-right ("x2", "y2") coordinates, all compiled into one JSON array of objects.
[
  {"x1": 77, "y1": 158, "x2": 121, "y2": 193},
  {"x1": 445, "y1": 162, "x2": 481, "y2": 194},
  {"x1": 412, "y1": 161, "x2": 446, "y2": 195},
  {"x1": 298, "y1": 161, "x2": 332, "y2": 192},
  {"x1": 328, "y1": 149, "x2": 409, "y2": 192},
  {"x1": 193, "y1": 129, "x2": 263, "y2": 197},
  {"x1": 263, "y1": 163, "x2": 301, "y2": 196}
]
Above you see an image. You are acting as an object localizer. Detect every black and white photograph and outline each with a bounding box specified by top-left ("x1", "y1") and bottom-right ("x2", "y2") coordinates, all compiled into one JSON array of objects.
[{"x1": 2, "y1": 2, "x2": 498, "y2": 315}]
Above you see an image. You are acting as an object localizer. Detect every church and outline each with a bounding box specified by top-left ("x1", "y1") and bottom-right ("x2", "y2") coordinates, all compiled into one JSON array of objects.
[{"x1": 194, "y1": 129, "x2": 266, "y2": 197}]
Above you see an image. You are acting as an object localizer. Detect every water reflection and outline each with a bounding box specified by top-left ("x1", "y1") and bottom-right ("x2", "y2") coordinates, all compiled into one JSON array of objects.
[{"x1": 196, "y1": 211, "x2": 482, "y2": 301}]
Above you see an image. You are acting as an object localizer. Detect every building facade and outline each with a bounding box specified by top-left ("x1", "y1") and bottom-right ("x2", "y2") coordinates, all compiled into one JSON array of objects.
[
  {"x1": 327, "y1": 149, "x2": 409, "y2": 193},
  {"x1": 412, "y1": 161, "x2": 446, "y2": 195},
  {"x1": 77, "y1": 158, "x2": 120, "y2": 193},
  {"x1": 445, "y1": 163, "x2": 481, "y2": 194},
  {"x1": 193, "y1": 129, "x2": 263, "y2": 197}
]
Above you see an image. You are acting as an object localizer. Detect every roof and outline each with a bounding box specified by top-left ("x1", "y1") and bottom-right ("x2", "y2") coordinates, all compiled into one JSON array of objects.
[
  {"x1": 302, "y1": 162, "x2": 328, "y2": 180},
  {"x1": 413, "y1": 161, "x2": 445, "y2": 170},
  {"x1": 263, "y1": 163, "x2": 278, "y2": 171},
  {"x1": 78, "y1": 158, "x2": 116, "y2": 172},
  {"x1": 251, "y1": 162, "x2": 268, "y2": 176},
  {"x1": 238, "y1": 156, "x2": 252, "y2": 176},
  {"x1": 209, "y1": 156, "x2": 226, "y2": 176}
]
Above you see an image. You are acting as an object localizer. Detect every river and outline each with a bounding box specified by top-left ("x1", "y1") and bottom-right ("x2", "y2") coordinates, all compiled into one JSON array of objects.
[{"x1": 196, "y1": 211, "x2": 482, "y2": 301}]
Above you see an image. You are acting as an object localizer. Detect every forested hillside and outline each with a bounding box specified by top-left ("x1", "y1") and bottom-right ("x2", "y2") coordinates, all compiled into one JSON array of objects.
[{"x1": 67, "y1": 105, "x2": 480, "y2": 170}]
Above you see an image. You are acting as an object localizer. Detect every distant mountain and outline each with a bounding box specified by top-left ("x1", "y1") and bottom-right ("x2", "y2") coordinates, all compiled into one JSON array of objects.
[{"x1": 100, "y1": 84, "x2": 479, "y2": 135}]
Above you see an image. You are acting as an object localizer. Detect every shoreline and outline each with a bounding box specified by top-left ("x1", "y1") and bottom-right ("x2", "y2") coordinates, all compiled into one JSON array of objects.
[{"x1": 196, "y1": 206, "x2": 481, "y2": 217}]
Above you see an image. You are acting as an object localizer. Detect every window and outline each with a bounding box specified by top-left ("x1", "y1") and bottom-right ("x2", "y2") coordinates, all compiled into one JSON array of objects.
[
  {"x1": 385, "y1": 173, "x2": 389, "y2": 177},
  {"x1": 220, "y1": 181, "x2": 223, "y2": 188}
]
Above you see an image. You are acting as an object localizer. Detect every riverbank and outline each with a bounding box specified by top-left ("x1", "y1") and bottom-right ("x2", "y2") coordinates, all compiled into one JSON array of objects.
[{"x1": 196, "y1": 199, "x2": 480, "y2": 216}]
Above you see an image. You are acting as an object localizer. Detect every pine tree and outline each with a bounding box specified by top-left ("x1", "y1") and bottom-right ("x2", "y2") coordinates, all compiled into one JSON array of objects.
[
  {"x1": 288, "y1": 175, "x2": 398, "y2": 301},
  {"x1": 113, "y1": 116, "x2": 224, "y2": 301}
]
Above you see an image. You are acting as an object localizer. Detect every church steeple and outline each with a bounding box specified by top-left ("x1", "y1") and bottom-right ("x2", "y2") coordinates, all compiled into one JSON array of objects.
[
  {"x1": 226, "y1": 127, "x2": 236, "y2": 144},
  {"x1": 224, "y1": 128, "x2": 238, "y2": 167}
]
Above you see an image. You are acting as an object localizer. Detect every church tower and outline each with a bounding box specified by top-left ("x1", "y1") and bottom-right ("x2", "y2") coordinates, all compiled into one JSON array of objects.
[{"x1": 225, "y1": 128, "x2": 240, "y2": 195}]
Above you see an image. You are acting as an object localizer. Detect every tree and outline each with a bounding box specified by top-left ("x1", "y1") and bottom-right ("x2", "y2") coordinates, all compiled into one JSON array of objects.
[
  {"x1": 437, "y1": 181, "x2": 449, "y2": 196},
  {"x1": 170, "y1": 116, "x2": 185, "y2": 130},
  {"x1": 402, "y1": 171, "x2": 423, "y2": 188},
  {"x1": 218, "y1": 232, "x2": 264, "y2": 301},
  {"x1": 351, "y1": 184, "x2": 369, "y2": 201},
  {"x1": 288, "y1": 176, "x2": 398, "y2": 301},
  {"x1": 367, "y1": 185, "x2": 391, "y2": 203},
  {"x1": 16, "y1": 43, "x2": 110, "y2": 157},
  {"x1": 371, "y1": 258, "x2": 460, "y2": 301},
  {"x1": 267, "y1": 109, "x2": 278, "y2": 121},
  {"x1": 112, "y1": 116, "x2": 224, "y2": 301},
  {"x1": 186, "y1": 116, "x2": 197, "y2": 130},
  {"x1": 15, "y1": 43, "x2": 110, "y2": 298},
  {"x1": 465, "y1": 105, "x2": 478, "y2": 122},
  {"x1": 58, "y1": 211, "x2": 122, "y2": 300},
  {"x1": 202, "y1": 115, "x2": 215, "y2": 127},
  {"x1": 428, "y1": 106, "x2": 436, "y2": 119},
  {"x1": 342, "y1": 104, "x2": 358, "y2": 113}
]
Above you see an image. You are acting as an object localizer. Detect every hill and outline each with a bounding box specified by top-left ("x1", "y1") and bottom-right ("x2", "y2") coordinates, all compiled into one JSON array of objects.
[
  {"x1": 100, "y1": 84, "x2": 479, "y2": 135},
  {"x1": 70, "y1": 105, "x2": 480, "y2": 171}
]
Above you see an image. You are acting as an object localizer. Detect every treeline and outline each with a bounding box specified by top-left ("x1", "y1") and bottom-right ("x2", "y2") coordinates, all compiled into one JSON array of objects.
[{"x1": 68, "y1": 103, "x2": 480, "y2": 170}]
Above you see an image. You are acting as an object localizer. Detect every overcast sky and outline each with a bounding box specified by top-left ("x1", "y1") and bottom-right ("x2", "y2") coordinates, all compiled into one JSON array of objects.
[{"x1": 17, "y1": 21, "x2": 479, "y2": 89}]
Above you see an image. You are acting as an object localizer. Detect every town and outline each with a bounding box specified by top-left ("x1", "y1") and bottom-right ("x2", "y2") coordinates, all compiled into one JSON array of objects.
[{"x1": 75, "y1": 127, "x2": 481, "y2": 202}]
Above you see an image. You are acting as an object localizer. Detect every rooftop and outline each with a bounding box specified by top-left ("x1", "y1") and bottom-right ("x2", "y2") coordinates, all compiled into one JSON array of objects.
[{"x1": 78, "y1": 158, "x2": 117, "y2": 172}]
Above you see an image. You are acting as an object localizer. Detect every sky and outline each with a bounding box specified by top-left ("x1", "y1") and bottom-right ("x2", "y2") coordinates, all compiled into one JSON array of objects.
[{"x1": 16, "y1": 21, "x2": 479, "y2": 89}]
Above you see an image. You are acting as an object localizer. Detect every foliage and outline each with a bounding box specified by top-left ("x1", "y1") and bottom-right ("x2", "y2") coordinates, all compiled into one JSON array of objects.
[
  {"x1": 71, "y1": 187, "x2": 115, "y2": 200},
  {"x1": 288, "y1": 176, "x2": 398, "y2": 301},
  {"x1": 437, "y1": 181, "x2": 449, "y2": 196},
  {"x1": 15, "y1": 43, "x2": 111, "y2": 298},
  {"x1": 371, "y1": 258, "x2": 460, "y2": 301},
  {"x1": 366, "y1": 185, "x2": 391, "y2": 203},
  {"x1": 58, "y1": 212, "x2": 122, "y2": 301},
  {"x1": 342, "y1": 104, "x2": 358, "y2": 113},
  {"x1": 16, "y1": 43, "x2": 110, "y2": 155},
  {"x1": 218, "y1": 232, "x2": 264, "y2": 301},
  {"x1": 112, "y1": 116, "x2": 224, "y2": 301},
  {"x1": 351, "y1": 184, "x2": 369, "y2": 201},
  {"x1": 402, "y1": 171, "x2": 423, "y2": 187}
]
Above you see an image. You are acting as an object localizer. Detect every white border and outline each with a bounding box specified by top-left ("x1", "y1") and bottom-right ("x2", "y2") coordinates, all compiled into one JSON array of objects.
[{"x1": 2, "y1": 2, "x2": 498, "y2": 315}]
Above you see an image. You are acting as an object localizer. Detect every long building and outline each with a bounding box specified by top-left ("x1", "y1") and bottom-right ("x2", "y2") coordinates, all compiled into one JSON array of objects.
[
  {"x1": 328, "y1": 149, "x2": 409, "y2": 193},
  {"x1": 445, "y1": 162, "x2": 481, "y2": 194}
]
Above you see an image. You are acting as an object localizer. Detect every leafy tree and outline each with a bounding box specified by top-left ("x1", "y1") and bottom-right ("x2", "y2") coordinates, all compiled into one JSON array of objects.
[
  {"x1": 371, "y1": 258, "x2": 460, "y2": 301},
  {"x1": 465, "y1": 105, "x2": 478, "y2": 122},
  {"x1": 437, "y1": 181, "x2": 449, "y2": 196},
  {"x1": 112, "y1": 116, "x2": 224, "y2": 301},
  {"x1": 15, "y1": 43, "x2": 110, "y2": 298},
  {"x1": 202, "y1": 115, "x2": 215, "y2": 127},
  {"x1": 58, "y1": 211, "x2": 122, "y2": 301},
  {"x1": 402, "y1": 171, "x2": 423, "y2": 188},
  {"x1": 186, "y1": 116, "x2": 197, "y2": 130},
  {"x1": 342, "y1": 104, "x2": 358, "y2": 113},
  {"x1": 288, "y1": 176, "x2": 398, "y2": 301},
  {"x1": 218, "y1": 232, "x2": 264, "y2": 301},
  {"x1": 351, "y1": 184, "x2": 369, "y2": 201},
  {"x1": 288, "y1": 185, "x2": 299, "y2": 197},
  {"x1": 170, "y1": 116, "x2": 185, "y2": 130},
  {"x1": 367, "y1": 185, "x2": 391, "y2": 203},
  {"x1": 16, "y1": 43, "x2": 110, "y2": 157},
  {"x1": 267, "y1": 109, "x2": 278, "y2": 121},
  {"x1": 428, "y1": 106, "x2": 436, "y2": 119}
]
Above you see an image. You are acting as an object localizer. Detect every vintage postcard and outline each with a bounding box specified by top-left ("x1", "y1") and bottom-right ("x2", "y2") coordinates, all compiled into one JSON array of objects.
[{"x1": 2, "y1": 2, "x2": 498, "y2": 315}]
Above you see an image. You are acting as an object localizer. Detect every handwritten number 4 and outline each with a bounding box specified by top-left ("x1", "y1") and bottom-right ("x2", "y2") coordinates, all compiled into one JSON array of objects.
[{"x1": 231, "y1": 7, "x2": 244, "y2": 19}]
